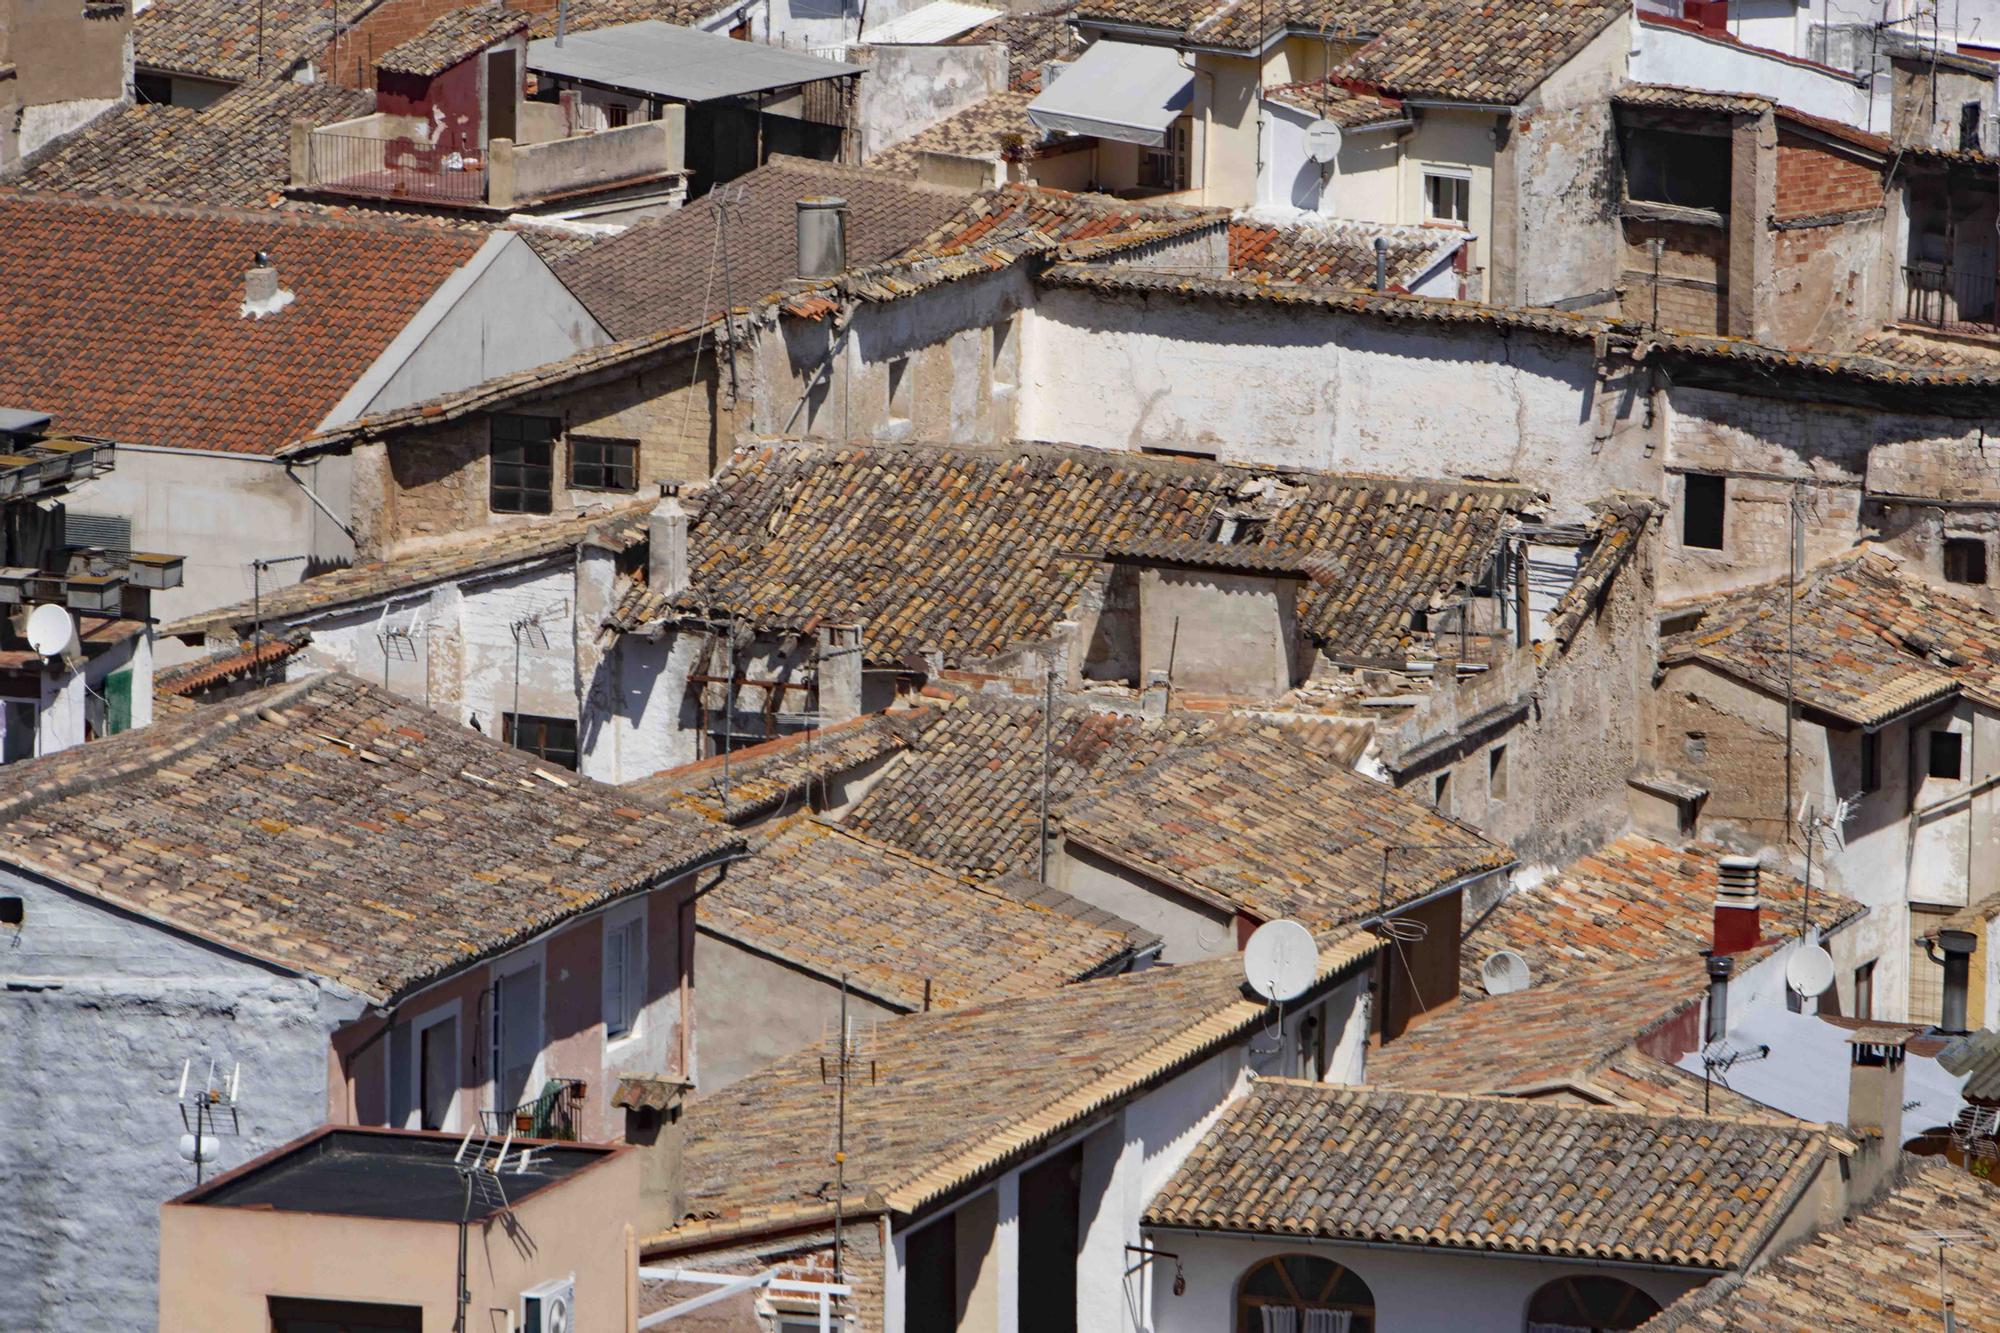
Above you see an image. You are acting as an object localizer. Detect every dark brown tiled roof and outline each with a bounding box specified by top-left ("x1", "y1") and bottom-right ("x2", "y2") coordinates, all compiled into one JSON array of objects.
[
  {"x1": 609, "y1": 440, "x2": 1531, "y2": 665},
  {"x1": 952, "y1": 5, "x2": 1084, "y2": 88},
  {"x1": 135, "y1": 0, "x2": 372, "y2": 80},
  {"x1": 1228, "y1": 218, "x2": 1463, "y2": 291},
  {"x1": 378, "y1": 5, "x2": 530, "y2": 75},
  {"x1": 1339, "y1": 0, "x2": 1627, "y2": 102},
  {"x1": 662, "y1": 930, "x2": 1383, "y2": 1240},
  {"x1": 1057, "y1": 727, "x2": 1509, "y2": 928},
  {"x1": 551, "y1": 157, "x2": 971, "y2": 337},
  {"x1": 1464, "y1": 834, "x2": 1866, "y2": 995},
  {"x1": 625, "y1": 709, "x2": 928, "y2": 822},
  {"x1": 695, "y1": 815, "x2": 1153, "y2": 1010},
  {"x1": 1643, "y1": 1164, "x2": 2000, "y2": 1329},
  {"x1": 0, "y1": 192, "x2": 486, "y2": 455},
  {"x1": 1148, "y1": 1080, "x2": 1829, "y2": 1270},
  {"x1": 164, "y1": 503, "x2": 652, "y2": 640},
  {"x1": 0, "y1": 672, "x2": 741, "y2": 1003},
  {"x1": 1660, "y1": 548, "x2": 2000, "y2": 726},
  {"x1": 10, "y1": 79, "x2": 374, "y2": 208}
]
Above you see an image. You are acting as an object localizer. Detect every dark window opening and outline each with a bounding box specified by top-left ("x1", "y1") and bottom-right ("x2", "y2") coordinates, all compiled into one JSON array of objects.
[
  {"x1": 904, "y1": 1212, "x2": 957, "y2": 1331},
  {"x1": 1963, "y1": 102, "x2": 1985, "y2": 154},
  {"x1": 569, "y1": 435, "x2": 639, "y2": 492},
  {"x1": 1488, "y1": 744, "x2": 1509, "y2": 802},
  {"x1": 269, "y1": 1296, "x2": 423, "y2": 1333},
  {"x1": 1945, "y1": 536, "x2": 1988, "y2": 585},
  {"x1": 1018, "y1": 1144, "x2": 1082, "y2": 1332},
  {"x1": 1622, "y1": 128, "x2": 1732, "y2": 213},
  {"x1": 0, "y1": 896, "x2": 21, "y2": 926},
  {"x1": 1930, "y1": 730, "x2": 1965, "y2": 781},
  {"x1": 490, "y1": 414, "x2": 556, "y2": 514},
  {"x1": 503, "y1": 713, "x2": 579, "y2": 770},
  {"x1": 134, "y1": 71, "x2": 173, "y2": 105},
  {"x1": 1854, "y1": 960, "x2": 1876, "y2": 1021},
  {"x1": 606, "y1": 101, "x2": 631, "y2": 128},
  {"x1": 1524, "y1": 1275, "x2": 1662, "y2": 1332},
  {"x1": 1432, "y1": 770, "x2": 1452, "y2": 812},
  {"x1": 1238, "y1": 1255, "x2": 1376, "y2": 1333},
  {"x1": 1682, "y1": 473, "x2": 1726, "y2": 550},
  {"x1": 1860, "y1": 730, "x2": 1881, "y2": 794}
]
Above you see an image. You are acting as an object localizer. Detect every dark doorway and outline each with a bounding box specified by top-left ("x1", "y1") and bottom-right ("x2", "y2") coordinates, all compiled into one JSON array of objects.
[
  {"x1": 487, "y1": 49, "x2": 518, "y2": 143},
  {"x1": 904, "y1": 1213, "x2": 957, "y2": 1329},
  {"x1": 1018, "y1": 1145, "x2": 1082, "y2": 1331}
]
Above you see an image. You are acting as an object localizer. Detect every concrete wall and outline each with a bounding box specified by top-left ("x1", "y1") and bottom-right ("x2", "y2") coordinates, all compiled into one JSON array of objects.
[
  {"x1": 1503, "y1": 18, "x2": 1628, "y2": 309},
  {"x1": 0, "y1": 866, "x2": 351, "y2": 1330},
  {"x1": 0, "y1": 0, "x2": 131, "y2": 169},
  {"x1": 854, "y1": 40, "x2": 1006, "y2": 162},
  {"x1": 1050, "y1": 840, "x2": 1238, "y2": 965},
  {"x1": 1136, "y1": 567, "x2": 1301, "y2": 698},
  {"x1": 692, "y1": 930, "x2": 900, "y2": 1091},
  {"x1": 1631, "y1": 18, "x2": 1874, "y2": 128}
]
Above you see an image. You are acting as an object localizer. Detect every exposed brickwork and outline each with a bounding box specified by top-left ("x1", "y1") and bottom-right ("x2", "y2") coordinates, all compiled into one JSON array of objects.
[
  {"x1": 1774, "y1": 129, "x2": 1883, "y2": 221},
  {"x1": 1620, "y1": 217, "x2": 1727, "y2": 334}
]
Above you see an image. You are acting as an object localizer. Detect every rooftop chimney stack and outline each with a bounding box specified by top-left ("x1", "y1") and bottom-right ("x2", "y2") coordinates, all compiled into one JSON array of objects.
[
  {"x1": 1846, "y1": 1030, "x2": 1908, "y2": 1146},
  {"x1": 649, "y1": 485, "x2": 689, "y2": 599},
  {"x1": 1705, "y1": 953, "x2": 1733, "y2": 1045},
  {"x1": 815, "y1": 624, "x2": 863, "y2": 726},
  {"x1": 797, "y1": 197, "x2": 848, "y2": 280},
  {"x1": 1713, "y1": 855, "x2": 1762, "y2": 956},
  {"x1": 1927, "y1": 928, "x2": 1978, "y2": 1036},
  {"x1": 1373, "y1": 236, "x2": 1389, "y2": 293},
  {"x1": 240, "y1": 250, "x2": 293, "y2": 318},
  {"x1": 614, "y1": 1075, "x2": 689, "y2": 1237}
]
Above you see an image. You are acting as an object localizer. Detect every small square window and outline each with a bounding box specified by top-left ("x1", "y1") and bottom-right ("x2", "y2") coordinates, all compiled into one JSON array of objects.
[
  {"x1": 1930, "y1": 730, "x2": 1964, "y2": 781},
  {"x1": 1945, "y1": 536, "x2": 1988, "y2": 585},
  {"x1": 887, "y1": 355, "x2": 913, "y2": 421},
  {"x1": 1682, "y1": 473, "x2": 1726, "y2": 550},
  {"x1": 1860, "y1": 731, "x2": 1880, "y2": 794},
  {"x1": 1488, "y1": 744, "x2": 1509, "y2": 802},
  {"x1": 490, "y1": 415, "x2": 555, "y2": 515},
  {"x1": 503, "y1": 712, "x2": 579, "y2": 770},
  {"x1": 0, "y1": 895, "x2": 20, "y2": 927},
  {"x1": 569, "y1": 435, "x2": 638, "y2": 492},
  {"x1": 1424, "y1": 171, "x2": 1470, "y2": 226}
]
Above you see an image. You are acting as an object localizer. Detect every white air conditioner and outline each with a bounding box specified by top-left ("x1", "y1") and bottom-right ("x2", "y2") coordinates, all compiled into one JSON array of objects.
[{"x1": 521, "y1": 1276, "x2": 575, "y2": 1333}]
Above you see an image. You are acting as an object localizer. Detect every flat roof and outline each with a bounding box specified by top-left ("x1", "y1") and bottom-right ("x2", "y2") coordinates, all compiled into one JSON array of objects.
[
  {"x1": 182, "y1": 1128, "x2": 615, "y2": 1223},
  {"x1": 0, "y1": 408, "x2": 51, "y2": 436},
  {"x1": 527, "y1": 21, "x2": 862, "y2": 102}
]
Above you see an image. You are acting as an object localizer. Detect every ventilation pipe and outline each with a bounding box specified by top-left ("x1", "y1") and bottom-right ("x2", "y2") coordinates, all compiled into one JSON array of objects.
[
  {"x1": 797, "y1": 197, "x2": 849, "y2": 279},
  {"x1": 1926, "y1": 928, "x2": 1977, "y2": 1036},
  {"x1": 1372, "y1": 236, "x2": 1389, "y2": 292},
  {"x1": 1713, "y1": 856, "x2": 1762, "y2": 956},
  {"x1": 648, "y1": 485, "x2": 689, "y2": 599},
  {"x1": 1705, "y1": 954, "x2": 1733, "y2": 1045}
]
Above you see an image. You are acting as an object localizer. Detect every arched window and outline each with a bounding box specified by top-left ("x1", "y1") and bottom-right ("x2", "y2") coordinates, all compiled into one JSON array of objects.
[
  {"x1": 1237, "y1": 1254, "x2": 1375, "y2": 1333},
  {"x1": 1525, "y1": 1275, "x2": 1662, "y2": 1332}
]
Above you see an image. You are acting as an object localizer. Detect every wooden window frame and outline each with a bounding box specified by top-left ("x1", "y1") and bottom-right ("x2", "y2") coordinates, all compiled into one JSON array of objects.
[
  {"x1": 569, "y1": 434, "x2": 640, "y2": 493},
  {"x1": 490, "y1": 414, "x2": 557, "y2": 515}
]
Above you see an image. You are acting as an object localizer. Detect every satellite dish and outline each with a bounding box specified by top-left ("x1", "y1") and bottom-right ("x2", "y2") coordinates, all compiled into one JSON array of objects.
[
  {"x1": 1305, "y1": 119, "x2": 1344, "y2": 165},
  {"x1": 1243, "y1": 919, "x2": 1317, "y2": 1003},
  {"x1": 1481, "y1": 950, "x2": 1532, "y2": 996},
  {"x1": 25, "y1": 603, "x2": 72, "y2": 657},
  {"x1": 1786, "y1": 943, "x2": 1836, "y2": 998}
]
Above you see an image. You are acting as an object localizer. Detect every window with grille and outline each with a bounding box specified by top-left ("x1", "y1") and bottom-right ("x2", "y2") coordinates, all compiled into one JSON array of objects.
[
  {"x1": 503, "y1": 712, "x2": 578, "y2": 770},
  {"x1": 490, "y1": 415, "x2": 556, "y2": 514},
  {"x1": 1911, "y1": 912, "x2": 1950, "y2": 1025},
  {"x1": 1424, "y1": 170, "x2": 1470, "y2": 226},
  {"x1": 1946, "y1": 536, "x2": 1988, "y2": 585},
  {"x1": 569, "y1": 435, "x2": 638, "y2": 492}
]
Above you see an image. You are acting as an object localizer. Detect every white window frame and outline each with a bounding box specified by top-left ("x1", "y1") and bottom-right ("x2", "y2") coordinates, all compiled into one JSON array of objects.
[
  {"x1": 490, "y1": 944, "x2": 546, "y2": 1118},
  {"x1": 602, "y1": 898, "x2": 648, "y2": 1046},
  {"x1": 1422, "y1": 166, "x2": 1472, "y2": 227},
  {"x1": 406, "y1": 998, "x2": 463, "y2": 1133}
]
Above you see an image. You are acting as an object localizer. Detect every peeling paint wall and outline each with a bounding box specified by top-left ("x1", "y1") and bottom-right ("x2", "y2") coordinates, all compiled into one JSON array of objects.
[{"x1": 854, "y1": 40, "x2": 1007, "y2": 162}]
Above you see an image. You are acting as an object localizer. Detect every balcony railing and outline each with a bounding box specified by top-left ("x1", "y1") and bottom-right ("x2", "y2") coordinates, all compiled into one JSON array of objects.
[
  {"x1": 307, "y1": 129, "x2": 487, "y2": 205},
  {"x1": 482, "y1": 1077, "x2": 586, "y2": 1141},
  {"x1": 1903, "y1": 262, "x2": 2000, "y2": 333}
]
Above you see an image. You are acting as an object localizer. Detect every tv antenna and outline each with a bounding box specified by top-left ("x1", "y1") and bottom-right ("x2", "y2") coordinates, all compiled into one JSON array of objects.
[
  {"x1": 819, "y1": 973, "x2": 878, "y2": 1290},
  {"x1": 507, "y1": 599, "x2": 569, "y2": 748},
  {"x1": 376, "y1": 614, "x2": 428, "y2": 698},
  {"x1": 1795, "y1": 795, "x2": 1855, "y2": 938},
  {"x1": 172, "y1": 1055, "x2": 242, "y2": 1185},
  {"x1": 450, "y1": 1123, "x2": 537, "y2": 1333},
  {"x1": 1905, "y1": 1229, "x2": 1994, "y2": 1333},
  {"x1": 1699, "y1": 1039, "x2": 1770, "y2": 1114},
  {"x1": 249, "y1": 554, "x2": 310, "y2": 686}
]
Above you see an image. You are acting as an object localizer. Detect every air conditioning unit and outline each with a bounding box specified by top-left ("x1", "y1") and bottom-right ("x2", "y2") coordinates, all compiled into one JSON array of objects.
[{"x1": 521, "y1": 1276, "x2": 575, "y2": 1333}]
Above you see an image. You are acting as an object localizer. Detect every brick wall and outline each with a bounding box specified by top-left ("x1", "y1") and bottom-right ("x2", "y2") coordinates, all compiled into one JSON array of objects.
[
  {"x1": 1774, "y1": 129, "x2": 1883, "y2": 221},
  {"x1": 1620, "y1": 217, "x2": 1727, "y2": 334}
]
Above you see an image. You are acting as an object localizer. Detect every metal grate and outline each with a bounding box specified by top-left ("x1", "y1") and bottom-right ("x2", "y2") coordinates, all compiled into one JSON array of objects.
[{"x1": 64, "y1": 510, "x2": 131, "y2": 553}]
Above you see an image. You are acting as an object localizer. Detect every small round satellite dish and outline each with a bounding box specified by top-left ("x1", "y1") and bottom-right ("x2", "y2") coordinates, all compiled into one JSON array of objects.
[
  {"x1": 1305, "y1": 119, "x2": 1344, "y2": 164},
  {"x1": 1243, "y1": 919, "x2": 1317, "y2": 1004},
  {"x1": 1480, "y1": 950, "x2": 1532, "y2": 996},
  {"x1": 1786, "y1": 943, "x2": 1836, "y2": 998},
  {"x1": 25, "y1": 603, "x2": 72, "y2": 657}
]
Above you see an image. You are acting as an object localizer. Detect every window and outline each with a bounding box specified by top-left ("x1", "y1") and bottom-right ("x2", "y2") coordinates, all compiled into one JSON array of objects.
[
  {"x1": 605, "y1": 101, "x2": 630, "y2": 128},
  {"x1": 1488, "y1": 744, "x2": 1509, "y2": 803},
  {"x1": 1911, "y1": 910, "x2": 1950, "y2": 1026},
  {"x1": 1140, "y1": 119, "x2": 1192, "y2": 191},
  {"x1": 411, "y1": 1004, "x2": 459, "y2": 1132},
  {"x1": 269, "y1": 1296, "x2": 423, "y2": 1333},
  {"x1": 603, "y1": 909, "x2": 646, "y2": 1040},
  {"x1": 494, "y1": 958, "x2": 543, "y2": 1116},
  {"x1": 1945, "y1": 536, "x2": 1988, "y2": 585},
  {"x1": 1237, "y1": 1254, "x2": 1376, "y2": 1333},
  {"x1": 569, "y1": 435, "x2": 639, "y2": 492},
  {"x1": 1860, "y1": 730, "x2": 1881, "y2": 794},
  {"x1": 1963, "y1": 102, "x2": 1985, "y2": 154},
  {"x1": 0, "y1": 896, "x2": 21, "y2": 927},
  {"x1": 490, "y1": 414, "x2": 556, "y2": 514},
  {"x1": 886, "y1": 355, "x2": 913, "y2": 421},
  {"x1": 3, "y1": 699, "x2": 35, "y2": 764},
  {"x1": 1432, "y1": 769, "x2": 1452, "y2": 812},
  {"x1": 1621, "y1": 127, "x2": 1732, "y2": 213},
  {"x1": 1524, "y1": 1275, "x2": 1662, "y2": 1332},
  {"x1": 1018, "y1": 1145, "x2": 1082, "y2": 1331},
  {"x1": 503, "y1": 712, "x2": 579, "y2": 770},
  {"x1": 1930, "y1": 730, "x2": 1965, "y2": 781},
  {"x1": 1682, "y1": 473, "x2": 1726, "y2": 550},
  {"x1": 1855, "y1": 960, "x2": 1876, "y2": 1021},
  {"x1": 1423, "y1": 170, "x2": 1470, "y2": 226}
]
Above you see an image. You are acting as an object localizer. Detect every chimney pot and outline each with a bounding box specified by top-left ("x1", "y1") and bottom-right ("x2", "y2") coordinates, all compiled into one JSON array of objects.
[
  {"x1": 1930, "y1": 927, "x2": 1977, "y2": 1036},
  {"x1": 1373, "y1": 235, "x2": 1390, "y2": 292},
  {"x1": 797, "y1": 196, "x2": 848, "y2": 280},
  {"x1": 648, "y1": 484, "x2": 689, "y2": 599},
  {"x1": 1713, "y1": 854, "x2": 1762, "y2": 956}
]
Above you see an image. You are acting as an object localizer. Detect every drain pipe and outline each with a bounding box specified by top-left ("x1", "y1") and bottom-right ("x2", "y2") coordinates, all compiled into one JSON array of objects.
[{"x1": 1704, "y1": 954, "x2": 1733, "y2": 1045}]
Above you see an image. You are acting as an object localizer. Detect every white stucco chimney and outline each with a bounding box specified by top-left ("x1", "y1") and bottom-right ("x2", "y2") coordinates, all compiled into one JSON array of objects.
[
  {"x1": 648, "y1": 485, "x2": 689, "y2": 599},
  {"x1": 815, "y1": 624, "x2": 863, "y2": 725},
  {"x1": 240, "y1": 250, "x2": 294, "y2": 319}
]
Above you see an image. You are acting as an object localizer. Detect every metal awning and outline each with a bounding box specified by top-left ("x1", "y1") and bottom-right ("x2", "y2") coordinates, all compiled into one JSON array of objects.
[
  {"x1": 527, "y1": 21, "x2": 863, "y2": 103},
  {"x1": 1026, "y1": 39, "x2": 1193, "y2": 147}
]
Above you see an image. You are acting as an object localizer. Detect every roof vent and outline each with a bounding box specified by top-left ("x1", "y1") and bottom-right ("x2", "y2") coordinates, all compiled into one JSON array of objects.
[
  {"x1": 1714, "y1": 855, "x2": 1762, "y2": 956},
  {"x1": 796, "y1": 197, "x2": 848, "y2": 280}
]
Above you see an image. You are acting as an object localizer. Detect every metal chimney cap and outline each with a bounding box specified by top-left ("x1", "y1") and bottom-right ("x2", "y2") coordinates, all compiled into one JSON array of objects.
[
  {"x1": 1940, "y1": 928, "x2": 1979, "y2": 954},
  {"x1": 1706, "y1": 954, "x2": 1735, "y2": 978},
  {"x1": 797, "y1": 195, "x2": 849, "y2": 210}
]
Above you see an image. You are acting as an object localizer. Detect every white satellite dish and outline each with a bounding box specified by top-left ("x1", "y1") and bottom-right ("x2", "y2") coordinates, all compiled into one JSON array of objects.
[
  {"x1": 1786, "y1": 943, "x2": 1836, "y2": 998},
  {"x1": 25, "y1": 603, "x2": 72, "y2": 657},
  {"x1": 1243, "y1": 919, "x2": 1317, "y2": 1003},
  {"x1": 1481, "y1": 950, "x2": 1532, "y2": 996},
  {"x1": 1305, "y1": 119, "x2": 1344, "y2": 165}
]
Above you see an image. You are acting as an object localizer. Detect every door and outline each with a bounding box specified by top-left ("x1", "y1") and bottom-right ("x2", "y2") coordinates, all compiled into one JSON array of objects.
[
  {"x1": 419, "y1": 1015, "x2": 457, "y2": 1131},
  {"x1": 486, "y1": 49, "x2": 517, "y2": 144},
  {"x1": 496, "y1": 963, "x2": 540, "y2": 1116}
]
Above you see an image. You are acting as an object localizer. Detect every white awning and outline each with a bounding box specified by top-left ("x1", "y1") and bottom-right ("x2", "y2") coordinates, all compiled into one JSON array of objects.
[{"x1": 1026, "y1": 40, "x2": 1193, "y2": 147}]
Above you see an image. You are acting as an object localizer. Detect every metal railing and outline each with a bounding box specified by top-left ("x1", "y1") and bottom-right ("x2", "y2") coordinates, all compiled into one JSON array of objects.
[
  {"x1": 308, "y1": 130, "x2": 487, "y2": 205},
  {"x1": 482, "y1": 1077, "x2": 586, "y2": 1140},
  {"x1": 1903, "y1": 262, "x2": 2000, "y2": 332}
]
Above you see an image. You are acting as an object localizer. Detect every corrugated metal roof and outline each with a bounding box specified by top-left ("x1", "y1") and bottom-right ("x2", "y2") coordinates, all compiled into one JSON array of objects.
[
  {"x1": 861, "y1": 0, "x2": 1000, "y2": 44},
  {"x1": 526, "y1": 20, "x2": 861, "y2": 101}
]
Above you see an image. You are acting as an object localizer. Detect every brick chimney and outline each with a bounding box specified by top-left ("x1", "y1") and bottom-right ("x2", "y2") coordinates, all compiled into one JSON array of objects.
[
  {"x1": 1713, "y1": 855, "x2": 1762, "y2": 955},
  {"x1": 648, "y1": 485, "x2": 689, "y2": 599},
  {"x1": 614, "y1": 1074, "x2": 690, "y2": 1238}
]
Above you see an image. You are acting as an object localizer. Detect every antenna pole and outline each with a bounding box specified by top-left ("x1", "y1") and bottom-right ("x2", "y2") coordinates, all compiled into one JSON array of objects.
[
  {"x1": 1784, "y1": 485, "x2": 1799, "y2": 855},
  {"x1": 1038, "y1": 666, "x2": 1054, "y2": 881},
  {"x1": 833, "y1": 972, "x2": 848, "y2": 1286}
]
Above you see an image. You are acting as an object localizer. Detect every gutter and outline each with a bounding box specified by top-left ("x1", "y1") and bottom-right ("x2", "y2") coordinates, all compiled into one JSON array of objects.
[
  {"x1": 1400, "y1": 97, "x2": 1517, "y2": 116},
  {"x1": 1138, "y1": 1223, "x2": 1732, "y2": 1276}
]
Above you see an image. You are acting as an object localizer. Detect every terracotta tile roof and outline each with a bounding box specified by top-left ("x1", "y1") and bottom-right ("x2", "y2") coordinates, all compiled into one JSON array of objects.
[
  {"x1": 1264, "y1": 78, "x2": 1406, "y2": 125},
  {"x1": 523, "y1": 0, "x2": 724, "y2": 38},
  {"x1": 869, "y1": 88, "x2": 1048, "y2": 173},
  {"x1": 9, "y1": 79, "x2": 374, "y2": 208},
  {"x1": 135, "y1": 0, "x2": 372, "y2": 80},
  {"x1": 0, "y1": 192, "x2": 487, "y2": 455},
  {"x1": 695, "y1": 815, "x2": 1154, "y2": 1011},
  {"x1": 1849, "y1": 329, "x2": 2000, "y2": 372},
  {"x1": 624, "y1": 709, "x2": 928, "y2": 822},
  {"x1": 1228, "y1": 218, "x2": 1464, "y2": 291},
  {"x1": 952, "y1": 5, "x2": 1084, "y2": 86},
  {"x1": 551, "y1": 157, "x2": 971, "y2": 337},
  {"x1": 378, "y1": 5, "x2": 530, "y2": 75},
  {"x1": 1659, "y1": 548, "x2": 2000, "y2": 726},
  {"x1": 1075, "y1": 0, "x2": 1387, "y2": 53},
  {"x1": 608, "y1": 440, "x2": 1532, "y2": 665},
  {"x1": 1629, "y1": 329, "x2": 2000, "y2": 390},
  {"x1": 0, "y1": 671, "x2": 741, "y2": 1003},
  {"x1": 1644, "y1": 1164, "x2": 2000, "y2": 1329},
  {"x1": 1615, "y1": 82, "x2": 1775, "y2": 115},
  {"x1": 163, "y1": 503, "x2": 652, "y2": 640},
  {"x1": 1056, "y1": 727, "x2": 1510, "y2": 928},
  {"x1": 1147, "y1": 1079, "x2": 1830, "y2": 1270},
  {"x1": 1464, "y1": 834, "x2": 1867, "y2": 994},
  {"x1": 153, "y1": 629, "x2": 312, "y2": 697},
  {"x1": 1338, "y1": 0, "x2": 1626, "y2": 102},
  {"x1": 659, "y1": 930, "x2": 1384, "y2": 1241}
]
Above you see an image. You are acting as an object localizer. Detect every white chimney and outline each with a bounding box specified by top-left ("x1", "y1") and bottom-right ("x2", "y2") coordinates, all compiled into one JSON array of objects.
[
  {"x1": 815, "y1": 624, "x2": 863, "y2": 725},
  {"x1": 240, "y1": 250, "x2": 294, "y2": 319},
  {"x1": 648, "y1": 485, "x2": 689, "y2": 598}
]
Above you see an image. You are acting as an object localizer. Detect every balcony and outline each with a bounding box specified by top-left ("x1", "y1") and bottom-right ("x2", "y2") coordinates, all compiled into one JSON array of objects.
[
  {"x1": 290, "y1": 106, "x2": 685, "y2": 212},
  {"x1": 1903, "y1": 262, "x2": 2000, "y2": 335}
]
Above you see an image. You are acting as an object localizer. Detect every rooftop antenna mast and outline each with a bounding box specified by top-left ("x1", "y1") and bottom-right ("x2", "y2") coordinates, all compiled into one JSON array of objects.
[
  {"x1": 250, "y1": 555, "x2": 309, "y2": 686},
  {"x1": 171, "y1": 1055, "x2": 243, "y2": 1186},
  {"x1": 377, "y1": 618, "x2": 425, "y2": 699},
  {"x1": 819, "y1": 973, "x2": 877, "y2": 1290},
  {"x1": 507, "y1": 599, "x2": 569, "y2": 754},
  {"x1": 1699, "y1": 1039, "x2": 1769, "y2": 1114},
  {"x1": 1906, "y1": 1229, "x2": 1993, "y2": 1332},
  {"x1": 450, "y1": 1124, "x2": 538, "y2": 1333}
]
